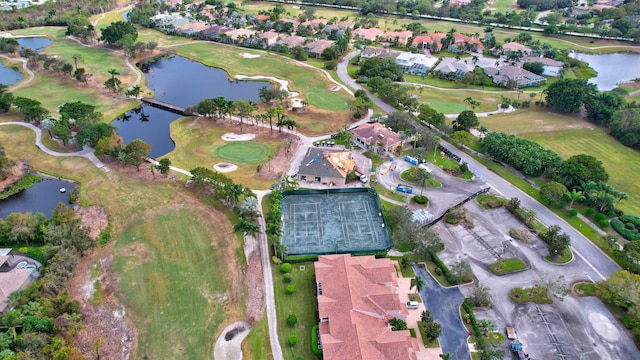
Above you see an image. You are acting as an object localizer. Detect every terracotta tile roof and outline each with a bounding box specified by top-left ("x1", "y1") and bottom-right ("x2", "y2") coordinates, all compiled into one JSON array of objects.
[
  {"x1": 315, "y1": 255, "x2": 418, "y2": 360},
  {"x1": 381, "y1": 30, "x2": 413, "y2": 44},
  {"x1": 275, "y1": 35, "x2": 305, "y2": 47},
  {"x1": 350, "y1": 123, "x2": 401, "y2": 150},
  {"x1": 502, "y1": 42, "x2": 532, "y2": 54},
  {"x1": 302, "y1": 18, "x2": 328, "y2": 28},
  {"x1": 259, "y1": 30, "x2": 279, "y2": 40},
  {"x1": 352, "y1": 27, "x2": 384, "y2": 41}
]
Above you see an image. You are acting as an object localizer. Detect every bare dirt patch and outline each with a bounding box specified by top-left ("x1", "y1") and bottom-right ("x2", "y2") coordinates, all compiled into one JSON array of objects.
[
  {"x1": 257, "y1": 136, "x2": 299, "y2": 180},
  {"x1": 67, "y1": 253, "x2": 136, "y2": 360},
  {"x1": 74, "y1": 205, "x2": 109, "y2": 239},
  {"x1": 0, "y1": 160, "x2": 29, "y2": 191},
  {"x1": 116, "y1": 242, "x2": 150, "y2": 267}
]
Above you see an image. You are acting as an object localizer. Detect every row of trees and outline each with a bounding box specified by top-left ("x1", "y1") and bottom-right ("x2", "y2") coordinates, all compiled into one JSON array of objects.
[
  {"x1": 0, "y1": 203, "x2": 101, "y2": 358},
  {"x1": 0, "y1": 0, "x2": 117, "y2": 31},
  {"x1": 483, "y1": 132, "x2": 563, "y2": 177}
]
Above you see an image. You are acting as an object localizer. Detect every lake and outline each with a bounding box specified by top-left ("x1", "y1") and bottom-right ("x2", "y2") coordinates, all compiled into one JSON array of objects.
[
  {"x1": 0, "y1": 62, "x2": 23, "y2": 86},
  {"x1": 113, "y1": 55, "x2": 271, "y2": 158},
  {"x1": 17, "y1": 37, "x2": 52, "y2": 52},
  {"x1": 570, "y1": 52, "x2": 640, "y2": 91},
  {"x1": 0, "y1": 177, "x2": 77, "y2": 218}
]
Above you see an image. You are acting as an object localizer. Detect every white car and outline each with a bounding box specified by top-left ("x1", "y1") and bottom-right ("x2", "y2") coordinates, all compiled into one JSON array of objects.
[{"x1": 406, "y1": 301, "x2": 419, "y2": 309}]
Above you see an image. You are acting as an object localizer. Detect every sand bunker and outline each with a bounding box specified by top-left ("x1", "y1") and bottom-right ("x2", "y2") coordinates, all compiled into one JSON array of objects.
[
  {"x1": 213, "y1": 163, "x2": 238, "y2": 173},
  {"x1": 221, "y1": 133, "x2": 256, "y2": 141},
  {"x1": 290, "y1": 98, "x2": 304, "y2": 108},
  {"x1": 240, "y1": 52, "x2": 261, "y2": 59},
  {"x1": 588, "y1": 312, "x2": 620, "y2": 343},
  {"x1": 234, "y1": 75, "x2": 299, "y2": 97}
]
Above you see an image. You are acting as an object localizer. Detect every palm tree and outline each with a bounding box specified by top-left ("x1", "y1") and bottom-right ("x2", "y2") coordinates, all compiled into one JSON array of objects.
[
  {"x1": 439, "y1": 353, "x2": 452, "y2": 360},
  {"x1": 614, "y1": 191, "x2": 629, "y2": 209},
  {"x1": 433, "y1": 136, "x2": 441, "y2": 160},
  {"x1": 564, "y1": 189, "x2": 585, "y2": 210},
  {"x1": 107, "y1": 68, "x2": 119, "y2": 80},
  {"x1": 410, "y1": 275, "x2": 426, "y2": 295},
  {"x1": 417, "y1": 169, "x2": 431, "y2": 196},
  {"x1": 471, "y1": 55, "x2": 479, "y2": 65}
]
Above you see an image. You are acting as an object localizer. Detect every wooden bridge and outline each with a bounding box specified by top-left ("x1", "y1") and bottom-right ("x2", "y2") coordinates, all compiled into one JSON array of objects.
[{"x1": 141, "y1": 98, "x2": 186, "y2": 115}]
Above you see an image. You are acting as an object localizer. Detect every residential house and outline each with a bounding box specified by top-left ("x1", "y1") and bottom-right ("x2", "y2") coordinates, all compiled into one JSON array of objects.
[
  {"x1": 0, "y1": 249, "x2": 39, "y2": 313},
  {"x1": 449, "y1": 33, "x2": 484, "y2": 53},
  {"x1": 305, "y1": 39, "x2": 334, "y2": 58},
  {"x1": 351, "y1": 122, "x2": 402, "y2": 155},
  {"x1": 274, "y1": 35, "x2": 306, "y2": 49},
  {"x1": 500, "y1": 42, "x2": 533, "y2": 56},
  {"x1": 281, "y1": 18, "x2": 301, "y2": 31},
  {"x1": 352, "y1": 27, "x2": 384, "y2": 41},
  {"x1": 360, "y1": 47, "x2": 387, "y2": 59},
  {"x1": 395, "y1": 52, "x2": 438, "y2": 75},
  {"x1": 258, "y1": 31, "x2": 280, "y2": 48},
  {"x1": 151, "y1": 13, "x2": 190, "y2": 30},
  {"x1": 298, "y1": 149, "x2": 355, "y2": 185},
  {"x1": 380, "y1": 31, "x2": 414, "y2": 46},
  {"x1": 336, "y1": 21, "x2": 356, "y2": 30},
  {"x1": 434, "y1": 58, "x2": 476, "y2": 80},
  {"x1": 315, "y1": 254, "x2": 419, "y2": 360},
  {"x1": 176, "y1": 22, "x2": 209, "y2": 36},
  {"x1": 302, "y1": 18, "x2": 328, "y2": 29},
  {"x1": 450, "y1": 0, "x2": 472, "y2": 5},
  {"x1": 203, "y1": 24, "x2": 233, "y2": 39},
  {"x1": 521, "y1": 56, "x2": 564, "y2": 77},
  {"x1": 490, "y1": 65, "x2": 547, "y2": 88},
  {"x1": 224, "y1": 28, "x2": 257, "y2": 44},
  {"x1": 411, "y1": 33, "x2": 446, "y2": 49}
]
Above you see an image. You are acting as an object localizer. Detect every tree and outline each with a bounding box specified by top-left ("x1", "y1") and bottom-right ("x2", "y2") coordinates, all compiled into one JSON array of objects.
[
  {"x1": 76, "y1": 123, "x2": 115, "y2": 147},
  {"x1": 553, "y1": 154, "x2": 609, "y2": 190},
  {"x1": 233, "y1": 100, "x2": 254, "y2": 133},
  {"x1": 453, "y1": 110, "x2": 479, "y2": 132},
  {"x1": 468, "y1": 284, "x2": 491, "y2": 307},
  {"x1": 539, "y1": 272, "x2": 570, "y2": 300},
  {"x1": 539, "y1": 181, "x2": 568, "y2": 208},
  {"x1": 450, "y1": 261, "x2": 472, "y2": 284},
  {"x1": 126, "y1": 85, "x2": 141, "y2": 98},
  {"x1": 540, "y1": 225, "x2": 571, "y2": 257},
  {"x1": 0, "y1": 84, "x2": 14, "y2": 113},
  {"x1": 286, "y1": 314, "x2": 298, "y2": 327},
  {"x1": 544, "y1": 78, "x2": 597, "y2": 113},
  {"x1": 358, "y1": 57, "x2": 404, "y2": 81},
  {"x1": 99, "y1": 21, "x2": 138, "y2": 46},
  {"x1": 585, "y1": 91, "x2": 625, "y2": 125},
  {"x1": 13, "y1": 97, "x2": 49, "y2": 122},
  {"x1": 522, "y1": 62, "x2": 544, "y2": 75},
  {"x1": 423, "y1": 319, "x2": 441, "y2": 341},
  {"x1": 598, "y1": 270, "x2": 640, "y2": 315},
  {"x1": 440, "y1": 353, "x2": 452, "y2": 360},
  {"x1": 51, "y1": 124, "x2": 72, "y2": 145},
  {"x1": 564, "y1": 189, "x2": 585, "y2": 210},
  {"x1": 39, "y1": 119, "x2": 54, "y2": 138},
  {"x1": 410, "y1": 276, "x2": 425, "y2": 295},
  {"x1": 123, "y1": 139, "x2": 151, "y2": 171},
  {"x1": 157, "y1": 158, "x2": 171, "y2": 175}
]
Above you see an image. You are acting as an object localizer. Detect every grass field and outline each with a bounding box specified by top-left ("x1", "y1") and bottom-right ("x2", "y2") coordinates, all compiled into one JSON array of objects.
[
  {"x1": 573, "y1": 282, "x2": 598, "y2": 297},
  {"x1": 0, "y1": 124, "x2": 247, "y2": 360},
  {"x1": 215, "y1": 142, "x2": 271, "y2": 164},
  {"x1": 489, "y1": 257, "x2": 526, "y2": 274},
  {"x1": 243, "y1": 315, "x2": 273, "y2": 360},
  {"x1": 113, "y1": 207, "x2": 239, "y2": 359},
  {"x1": 167, "y1": 117, "x2": 281, "y2": 190},
  {"x1": 306, "y1": 90, "x2": 350, "y2": 111},
  {"x1": 424, "y1": 100, "x2": 468, "y2": 114},
  {"x1": 273, "y1": 262, "x2": 321, "y2": 360}
]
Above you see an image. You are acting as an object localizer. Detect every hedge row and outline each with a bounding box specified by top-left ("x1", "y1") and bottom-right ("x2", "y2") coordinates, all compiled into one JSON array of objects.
[
  {"x1": 462, "y1": 299, "x2": 487, "y2": 351},
  {"x1": 311, "y1": 325, "x2": 322, "y2": 355},
  {"x1": 284, "y1": 255, "x2": 319, "y2": 263},
  {"x1": 429, "y1": 250, "x2": 458, "y2": 285},
  {"x1": 611, "y1": 215, "x2": 640, "y2": 241}
]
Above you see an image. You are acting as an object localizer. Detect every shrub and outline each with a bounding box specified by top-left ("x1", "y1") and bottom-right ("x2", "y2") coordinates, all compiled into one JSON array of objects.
[
  {"x1": 585, "y1": 208, "x2": 596, "y2": 217},
  {"x1": 311, "y1": 326, "x2": 322, "y2": 355},
  {"x1": 611, "y1": 215, "x2": 640, "y2": 241},
  {"x1": 413, "y1": 195, "x2": 428, "y2": 204},
  {"x1": 598, "y1": 219, "x2": 610, "y2": 229},
  {"x1": 626, "y1": 222, "x2": 636, "y2": 230},
  {"x1": 509, "y1": 227, "x2": 531, "y2": 243},
  {"x1": 607, "y1": 211, "x2": 616, "y2": 217},
  {"x1": 287, "y1": 314, "x2": 298, "y2": 327},
  {"x1": 280, "y1": 263, "x2": 292, "y2": 273},
  {"x1": 569, "y1": 209, "x2": 578, "y2": 217},
  {"x1": 285, "y1": 284, "x2": 295, "y2": 294},
  {"x1": 595, "y1": 213, "x2": 606, "y2": 222},
  {"x1": 271, "y1": 256, "x2": 282, "y2": 264},
  {"x1": 288, "y1": 335, "x2": 298, "y2": 346},
  {"x1": 283, "y1": 274, "x2": 292, "y2": 283}
]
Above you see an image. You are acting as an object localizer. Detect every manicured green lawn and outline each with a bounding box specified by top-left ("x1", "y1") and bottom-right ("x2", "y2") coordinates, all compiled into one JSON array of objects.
[
  {"x1": 544, "y1": 247, "x2": 573, "y2": 264},
  {"x1": 488, "y1": 332, "x2": 505, "y2": 343},
  {"x1": 489, "y1": 258, "x2": 527, "y2": 274},
  {"x1": 113, "y1": 208, "x2": 235, "y2": 359},
  {"x1": 423, "y1": 100, "x2": 467, "y2": 114},
  {"x1": 273, "y1": 262, "x2": 321, "y2": 360},
  {"x1": 215, "y1": 142, "x2": 271, "y2": 163},
  {"x1": 424, "y1": 260, "x2": 453, "y2": 287},
  {"x1": 306, "y1": 90, "x2": 351, "y2": 111},
  {"x1": 510, "y1": 286, "x2": 553, "y2": 304},
  {"x1": 400, "y1": 169, "x2": 442, "y2": 188},
  {"x1": 243, "y1": 315, "x2": 272, "y2": 360},
  {"x1": 573, "y1": 282, "x2": 598, "y2": 297}
]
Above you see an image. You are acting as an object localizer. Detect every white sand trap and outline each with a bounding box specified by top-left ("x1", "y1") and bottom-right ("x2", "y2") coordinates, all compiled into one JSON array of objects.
[
  {"x1": 214, "y1": 163, "x2": 238, "y2": 173},
  {"x1": 290, "y1": 98, "x2": 304, "y2": 108},
  {"x1": 588, "y1": 312, "x2": 620, "y2": 342},
  {"x1": 234, "y1": 75, "x2": 299, "y2": 97},
  {"x1": 222, "y1": 132, "x2": 256, "y2": 141},
  {"x1": 240, "y1": 52, "x2": 261, "y2": 59}
]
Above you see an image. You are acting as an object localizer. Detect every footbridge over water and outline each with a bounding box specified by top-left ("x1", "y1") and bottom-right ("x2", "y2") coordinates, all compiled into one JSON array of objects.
[{"x1": 141, "y1": 98, "x2": 187, "y2": 115}]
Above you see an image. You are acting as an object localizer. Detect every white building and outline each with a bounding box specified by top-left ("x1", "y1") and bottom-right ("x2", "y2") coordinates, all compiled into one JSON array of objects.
[{"x1": 395, "y1": 52, "x2": 438, "y2": 75}]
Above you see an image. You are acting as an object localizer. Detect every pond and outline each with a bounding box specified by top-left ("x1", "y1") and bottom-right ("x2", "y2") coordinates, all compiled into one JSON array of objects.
[
  {"x1": 570, "y1": 52, "x2": 640, "y2": 91},
  {"x1": 0, "y1": 62, "x2": 23, "y2": 86},
  {"x1": 144, "y1": 55, "x2": 270, "y2": 108},
  {"x1": 113, "y1": 55, "x2": 272, "y2": 158},
  {"x1": 17, "y1": 37, "x2": 52, "y2": 52},
  {"x1": 0, "y1": 177, "x2": 77, "y2": 218},
  {"x1": 112, "y1": 105, "x2": 180, "y2": 158}
]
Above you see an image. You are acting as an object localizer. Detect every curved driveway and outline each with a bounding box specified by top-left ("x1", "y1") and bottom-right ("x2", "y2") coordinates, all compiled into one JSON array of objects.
[{"x1": 337, "y1": 50, "x2": 620, "y2": 281}]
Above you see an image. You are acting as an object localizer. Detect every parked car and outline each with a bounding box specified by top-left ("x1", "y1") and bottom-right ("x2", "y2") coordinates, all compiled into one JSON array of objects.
[{"x1": 406, "y1": 301, "x2": 419, "y2": 309}]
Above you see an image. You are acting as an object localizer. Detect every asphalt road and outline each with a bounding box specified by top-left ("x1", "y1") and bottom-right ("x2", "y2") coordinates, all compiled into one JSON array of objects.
[
  {"x1": 414, "y1": 263, "x2": 469, "y2": 359},
  {"x1": 337, "y1": 51, "x2": 620, "y2": 281}
]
